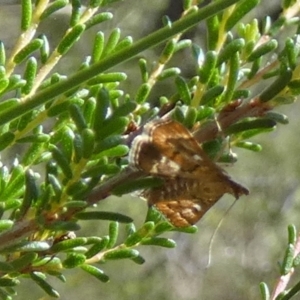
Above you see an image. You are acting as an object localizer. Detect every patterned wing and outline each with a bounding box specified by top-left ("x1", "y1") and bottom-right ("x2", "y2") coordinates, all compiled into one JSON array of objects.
[
  {"x1": 146, "y1": 177, "x2": 248, "y2": 227},
  {"x1": 130, "y1": 119, "x2": 226, "y2": 179}
]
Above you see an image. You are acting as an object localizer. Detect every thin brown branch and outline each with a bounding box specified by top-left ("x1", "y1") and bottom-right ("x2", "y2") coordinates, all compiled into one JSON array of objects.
[{"x1": 193, "y1": 98, "x2": 271, "y2": 142}]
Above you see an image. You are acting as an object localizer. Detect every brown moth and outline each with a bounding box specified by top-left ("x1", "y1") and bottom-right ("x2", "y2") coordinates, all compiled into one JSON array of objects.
[{"x1": 129, "y1": 119, "x2": 249, "y2": 227}]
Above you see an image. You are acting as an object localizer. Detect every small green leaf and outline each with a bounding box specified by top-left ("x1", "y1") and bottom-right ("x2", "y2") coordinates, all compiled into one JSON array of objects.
[
  {"x1": 14, "y1": 39, "x2": 43, "y2": 64},
  {"x1": 236, "y1": 141, "x2": 262, "y2": 152},
  {"x1": 259, "y1": 282, "x2": 270, "y2": 300},
  {"x1": 202, "y1": 139, "x2": 223, "y2": 159},
  {"x1": 70, "y1": 0, "x2": 81, "y2": 26},
  {"x1": 51, "y1": 238, "x2": 87, "y2": 252},
  {"x1": 174, "y1": 39, "x2": 192, "y2": 52},
  {"x1": 93, "y1": 135, "x2": 123, "y2": 153},
  {"x1": 284, "y1": 37, "x2": 300, "y2": 69},
  {"x1": 88, "y1": 72, "x2": 127, "y2": 85},
  {"x1": 21, "y1": 57, "x2": 37, "y2": 95},
  {"x1": 44, "y1": 221, "x2": 81, "y2": 231},
  {"x1": 232, "y1": 89, "x2": 250, "y2": 99},
  {"x1": 82, "y1": 98, "x2": 96, "y2": 128},
  {"x1": 107, "y1": 222, "x2": 119, "y2": 249},
  {"x1": 13, "y1": 241, "x2": 51, "y2": 252},
  {"x1": 5, "y1": 75, "x2": 26, "y2": 92},
  {"x1": 63, "y1": 253, "x2": 86, "y2": 268},
  {"x1": 18, "y1": 169, "x2": 38, "y2": 219},
  {"x1": 32, "y1": 256, "x2": 62, "y2": 269},
  {"x1": 288, "y1": 224, "x2": 297, "y2": 245},
  {"x1": 206, "y1": 15, "x2": 219, "y2": 50},
  {"x1": 22, "y1": 142, "x2": 47, "y2": 166},
  {"x1": 154, "y1": 222, "x2": 174, "y2": 234},
  {"x1": 64, "y1": 200, "x2": 87, "y2": 208},
  {"x1": 93, "y1": 88, "x2": 110, "y2": 132},
  {"x1": 101, "y1": 28, "x2": 121, "y2": 58},
  {"x1": 217, "y1": 39, "x2": 245, "y2": 66},
  {"x1": 96, "y1": 117, "x2": 128, "y2": 140},
  {"x1": 75, "y1": 211, "x2": 133, "y2": 223},
  {"x1": 183, "y1": 107, "x2": 197, "y2": 129},
  {"x1": 40, "y1": 0, "x2": 68, "y2": 19},
  {"x1": 89, "y1": 0, "x2": 102, "y2": 7},
  {"x1": 0, "y1": 288, "x2": 13, "y2": 300},
  {"x1": 141, "y1": 237, "x2": 176, "y2": 248},
  {"x1": 104, "y1": 248, "x2": 139, "y2": 260},
  {"x1": 225, "y1": 119, "x2": 276, "y2": 135},
  {"x1": 112, "y1": 101, "x2": 136, "y2": 118},
  {"x1": 0, "y1": 132, "x2": 15, "y2": 151},
  {"x1": 0, "y1": 98, "x2": 19, "y2": 113},
  {"x1": 38, "y1": 34, "x2": 49, "y2": 64},
  {"x1": 158, "y1": 67, "x2": 181, "y2": 80},
  {"x1": 81, "y1": 264, "x2": 109, "y2": 282},
  {"x1": 114, "y1": 36, "x2": 133, "y2": 52},
  {"x1": 4, "y1": 199, "x2": 22, "y2": 211},
  {"x1": 0, "y1": 77, "x2": 9, "y2": 94},
  {"x1": 21, "y1": 0, "x2": 32, "y2": 30},
  {"x1": 198, "y1": 51, "x2": 217, "y2": 83},
  {"x1": 175, "y1": 76, "x2": 191, "y2": 105},
  {"x1": 293, "y1": 253, "x2": 300, "y2": 267},
  {"x1": 247, "y1": 40, "x2": 278, "y2": 62},
  {"x1": 288, "y1": 78, "x2": 300, "y2": 95},
  {"x1": 69, "y1": 103, "x2": 87, "y2": 131},
  {"x1": 139, "y1": 58, "x2": 148, "y2": 82},
  {"x1": 17, "y1": 133, "x2": 49, "y2": 144},
  {"x1": 160, "y1": 40, "x2": 176, "y2": 63},
  {"x1": 221, "y1": 52, "x2": 240, "y2": 103},
  {"x1": 92, "y1": 32, "x2": 104, "y2": 63},
  {"x1": 280, "y1": 244, "x2": 295, "y2": 275},
  {"x1": 94, "y1": 144, "x2": 128, "y2": 159},
  {"x1": 0, "y1": 278, "x2": 19, "y2": 287},
  {"x1": 265, "y1": 112, "x2": 289, "y2": 124},
  {"x1": 57, "y1": 24, "x2": 86, "y2": 55},
  {"x1": 125, "y1": 222, "x2": 155, "y2": 247},
  {"x1": 17, "y1": 109, "x2": 40, "y2": 131},
  {"x1": 173, "y1": 106, "x2": 185, "y2": 123},
  {"x1": 81, "y1": 128, "x2": 95, "y2": 159},
  {"x1": 30, "y1": 272, "x2": 60, "y2": 298},
  {"x1": 130, "y1": 255, "x2": 146, "y2": 265},
  {"x1": 0, "y1": 164, "x2": 25, "y2": 200},
  {"x1": 200, "y1": 85, "x2": 224, "y2": 105},
  {"x1": 85, "y1": 236, "x2": 109, "y2": 259},
  {"x1": 51, "y1": 145, "x2": 73, "y2": 179},
  {"x1": 259, "y1": 69, "x2": 292, "y2": 102},
  {"x1": 86, "y1": 12, "x2": 113, "y2": 30},
  {"x1": 0, "y1": 220, "x2": 14, "y2": 232},
  {"x1": 0, "y1": 41, "x2": 6, "y2": 65},
  {"x1": 135, "y1": 83, "x2": 151, "y2": 103},
  {"x1": 173, "y1": 225, "x2": 198, "y2": 234}
]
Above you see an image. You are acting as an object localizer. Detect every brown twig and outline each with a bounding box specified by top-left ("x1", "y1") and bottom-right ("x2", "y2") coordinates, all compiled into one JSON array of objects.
[{"x1": 193, "y1": 98, "x2": 271, "y2": 142}]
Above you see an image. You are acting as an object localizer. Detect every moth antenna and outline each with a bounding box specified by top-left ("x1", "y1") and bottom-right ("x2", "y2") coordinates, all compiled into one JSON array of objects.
[{"x1": 205, "y1": 198, "x2": 238, "y2": 269}]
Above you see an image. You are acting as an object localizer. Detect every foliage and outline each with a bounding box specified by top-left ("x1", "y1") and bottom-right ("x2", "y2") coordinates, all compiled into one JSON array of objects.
[{"x1": 0, "y1": 0, "x2": 300, "y2": 299}]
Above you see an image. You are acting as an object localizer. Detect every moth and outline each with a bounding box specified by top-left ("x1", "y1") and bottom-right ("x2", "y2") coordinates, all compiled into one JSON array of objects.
[{"x1": 129, "y1": 119, "x2": 249, "y2": 227}]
